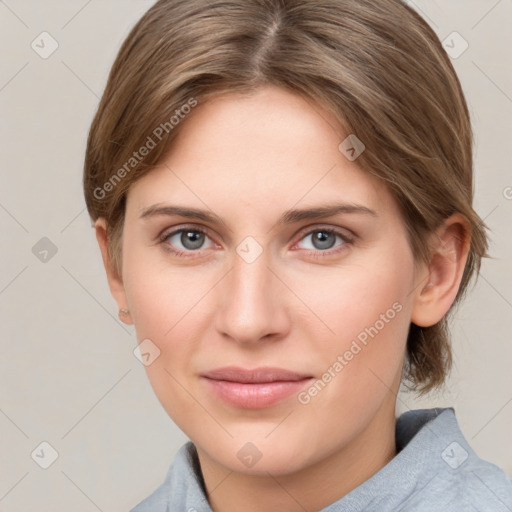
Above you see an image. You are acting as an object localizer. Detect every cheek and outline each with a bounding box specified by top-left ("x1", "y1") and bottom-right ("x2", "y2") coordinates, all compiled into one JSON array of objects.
[
  {"x1": 121, "y1": 230, "x2": 213, "y2": 338},
  {"x1": 293, "y1": 245, "x2": 414, "y2": 344},
  {"x1": 296, "y1": 243, "x2": 415, "y2": 397},
  {"x1": 124, "y1": 267, "x2": 217, "y2": 374},
  {"x1": 121, "y1": 259, "x2": 212, "y2": 429}
]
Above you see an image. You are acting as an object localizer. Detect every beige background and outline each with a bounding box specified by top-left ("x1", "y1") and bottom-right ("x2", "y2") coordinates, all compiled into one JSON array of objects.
[{"x1": 1, "y1": 1, "x2": 511, "y2": 510}]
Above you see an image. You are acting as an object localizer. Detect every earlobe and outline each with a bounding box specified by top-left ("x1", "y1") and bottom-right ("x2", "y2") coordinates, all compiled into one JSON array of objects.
[
  {"x1": 411, "y1": 214, "x2": 470, "y2": 328},
  {"x1": 94, "y1": 218, "x2": 133, "y2": 325}
]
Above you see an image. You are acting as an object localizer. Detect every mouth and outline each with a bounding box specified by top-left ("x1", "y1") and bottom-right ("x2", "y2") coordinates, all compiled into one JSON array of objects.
[{"x1": 201, "y1": 367, "x2": 314, "y2": 409}]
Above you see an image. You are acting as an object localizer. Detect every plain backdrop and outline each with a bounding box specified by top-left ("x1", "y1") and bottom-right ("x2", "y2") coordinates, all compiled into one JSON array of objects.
[{"x1": 1, "y1": 1, "x2": 511, "y2": 510}]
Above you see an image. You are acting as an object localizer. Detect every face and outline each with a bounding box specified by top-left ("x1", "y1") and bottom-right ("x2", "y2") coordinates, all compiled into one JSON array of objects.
[{"x1": 117, "y1": 85, "x2": 419, "y2": 475}]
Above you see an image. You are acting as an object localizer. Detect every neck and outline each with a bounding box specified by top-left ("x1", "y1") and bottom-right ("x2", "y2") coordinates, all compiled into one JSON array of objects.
[{"x1": 197, "y1": 397, "x2": 397, "y2": 512}]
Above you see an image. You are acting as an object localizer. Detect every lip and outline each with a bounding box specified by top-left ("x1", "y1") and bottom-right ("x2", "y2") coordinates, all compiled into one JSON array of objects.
[{"x1": 201, "y1": 367, "x2": 313, "y2": 409}]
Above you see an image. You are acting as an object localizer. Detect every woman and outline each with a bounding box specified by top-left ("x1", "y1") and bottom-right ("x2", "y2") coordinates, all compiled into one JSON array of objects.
[{"x1": 83, "y1": 0, "x2": 512, "y2": 510}]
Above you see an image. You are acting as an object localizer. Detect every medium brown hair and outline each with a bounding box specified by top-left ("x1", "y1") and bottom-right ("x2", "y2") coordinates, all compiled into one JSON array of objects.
[{"x1": 84, "y1": 0, "x2": 488, "y2": 395}]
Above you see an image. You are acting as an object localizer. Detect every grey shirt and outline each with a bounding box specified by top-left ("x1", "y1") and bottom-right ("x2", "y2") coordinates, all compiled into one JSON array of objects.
[{"x1": 130, "y1": 408, "x2": 512, "y2": 511}]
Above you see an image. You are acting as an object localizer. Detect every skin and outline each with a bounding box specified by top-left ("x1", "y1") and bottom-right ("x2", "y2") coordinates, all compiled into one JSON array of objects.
[{"x1": 96, "y1": 85, "x2": 470, "y2": 512}]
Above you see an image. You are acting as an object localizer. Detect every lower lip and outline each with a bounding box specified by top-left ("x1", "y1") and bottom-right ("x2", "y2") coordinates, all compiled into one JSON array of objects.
[{"x1": 202, "y1": 378, "x2": 312, "y2": 409}]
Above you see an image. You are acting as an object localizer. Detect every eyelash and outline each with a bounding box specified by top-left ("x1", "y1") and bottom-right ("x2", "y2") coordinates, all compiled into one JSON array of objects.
[{"x1": 158, "y1": 224, "x2": 355, "y2": 259}]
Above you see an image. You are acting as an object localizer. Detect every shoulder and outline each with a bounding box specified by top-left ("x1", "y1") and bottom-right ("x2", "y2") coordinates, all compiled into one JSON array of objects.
[
  {"x1": 408, "y1": 458, "x2": 512, "y2": 512},
  {"x1": 447, "y1": 455, "x2": 512, "y2": 511},
  {"x1": 397, "y1": 408, "x2": 512, "y2": 511}
]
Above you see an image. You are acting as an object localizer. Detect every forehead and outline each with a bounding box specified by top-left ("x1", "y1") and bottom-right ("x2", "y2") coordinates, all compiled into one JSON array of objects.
[{"x1": 126, "y1": 86, "x2": 399, "y2": 224}]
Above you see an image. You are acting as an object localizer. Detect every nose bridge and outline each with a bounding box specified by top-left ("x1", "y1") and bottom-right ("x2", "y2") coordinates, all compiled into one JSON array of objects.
[{"x1": 215, "y1": 249, "x2": 286, "y2": 343}]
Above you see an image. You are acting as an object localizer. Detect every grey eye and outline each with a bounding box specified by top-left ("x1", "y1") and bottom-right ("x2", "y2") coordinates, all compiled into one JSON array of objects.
[
  {"x1": 180, "y1": 230, "x2": 206, "y2": 250},
  {"x1": 165, "y1": 229, "x2": 213, "y2": 251},
  {"x1": 298, "y1": 230, "x2": 345, "y2": 251},
  {"x1": 311, "y1": 231, "x2": 336, "y2": 250}
]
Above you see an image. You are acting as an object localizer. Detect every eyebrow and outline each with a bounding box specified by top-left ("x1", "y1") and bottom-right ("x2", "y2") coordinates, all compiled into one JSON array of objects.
[{"x1": 139, "y1": 202, "x2": 377, "y2": 224}]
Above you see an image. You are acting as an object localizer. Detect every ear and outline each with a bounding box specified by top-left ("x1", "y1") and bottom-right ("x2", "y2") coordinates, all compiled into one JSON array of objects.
[
  {"x1": 95, "y1": 218, "x2": 133, "y2": 325},
  {"x1": 411, "y1": 213, "x2": 470, "y2": 327}
]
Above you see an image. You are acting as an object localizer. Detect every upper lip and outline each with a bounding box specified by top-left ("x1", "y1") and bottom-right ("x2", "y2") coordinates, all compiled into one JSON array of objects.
[{"x1": 201, "y1": 367, "x2": 312, "y2": 383}]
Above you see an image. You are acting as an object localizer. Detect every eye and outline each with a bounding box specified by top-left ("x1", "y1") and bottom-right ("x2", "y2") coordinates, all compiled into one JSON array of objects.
[
  {"x1": 158, "y1": 225, "x2": 353, "y2": 259},
  {"x1": 160, "y1": 227, "x2": 216, "y2": 254},
  {"x1": 295, "y1": 228, "x2": 352, "y2": 253}
]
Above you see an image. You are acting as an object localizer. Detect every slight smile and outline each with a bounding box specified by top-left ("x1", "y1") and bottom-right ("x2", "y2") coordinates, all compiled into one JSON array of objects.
[{"x1": 201, "y1": 367, "x2": 314, "y2": 409}]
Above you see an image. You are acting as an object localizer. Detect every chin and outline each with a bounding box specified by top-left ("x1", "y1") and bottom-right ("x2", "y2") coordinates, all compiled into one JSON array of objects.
[{"x1": 195, "y1": 432, "x2": 320, "y2": 476}]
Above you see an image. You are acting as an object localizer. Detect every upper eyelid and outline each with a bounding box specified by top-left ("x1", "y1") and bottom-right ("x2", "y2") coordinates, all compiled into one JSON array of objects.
[
  {"x1": 159, "y1": 224, "x2": 210, "y2": 238},
  {"x1": 295, "y1": 224, "x2": 353, "y2": 239}
]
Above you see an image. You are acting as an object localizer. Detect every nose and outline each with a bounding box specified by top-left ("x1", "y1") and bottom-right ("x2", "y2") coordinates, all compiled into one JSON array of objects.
[{"x1": 214, "y1": 251, "x2": 291, "y2": 345}]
